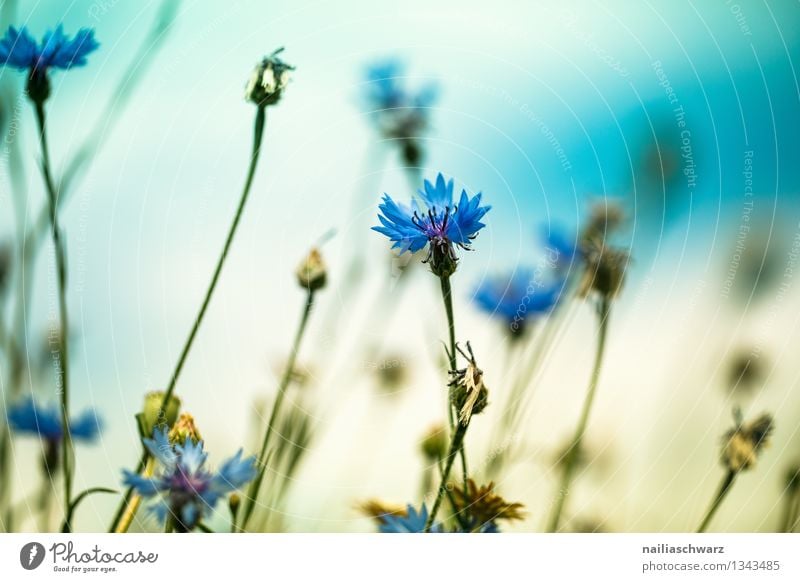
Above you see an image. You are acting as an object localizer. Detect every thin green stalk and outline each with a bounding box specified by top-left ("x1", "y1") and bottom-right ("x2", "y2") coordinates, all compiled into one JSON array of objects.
[
  {"x1": 439, "y1": 275, "x2": 468, "y2": 497},
  {"x1": 34, "y1": 102, "x2": 74, "y2": 531},
  {"x1": 109, "y1": 106, "x2": 268, "y2": 533},
  {"x1": 696, "y1": 470, "x2": 738, "y2": 533},
  {"x1": 425, "y1": 422, "x2": 467, "y2": 532},
  {"x1": 779, "y1": 489, "x2": 798, "y2": 532},
  {"x1": 239, "y1": 289, "x2": 316, "y2": 531},
  {"x1": 546, "y1": 297, "x2": 610, "y2": 532}
]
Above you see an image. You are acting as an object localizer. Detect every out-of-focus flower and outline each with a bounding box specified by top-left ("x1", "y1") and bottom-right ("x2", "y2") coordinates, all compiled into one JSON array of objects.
[
  {"x1": 474, "y1": 269, "x2": 565, "y2": 338},
  {"x1": 721, "y1": 410, "x2": 774, "y2": 472},
  {"x1": 358, "y1": 499, "x2": 408, "y2": 525},
  {"x1": 373, "y1": 173, "x2": 490, "y2": 277},
  {"x1": 244, "y1": 48, "x2": 293, "y2": 107},
  {"x1": 168, "y1": 413, "x2": 202, "y2": 445},
  {"x1": 576, "y1": 238, "x2": 629, "y2": 301},
  {"x1": 451, "y1": 480, "x2": 525, "y2": 533},
  {"x1": 0, "y1": 25, "x2": 99, "y2": 102},
  {"x1": 296, "y1": 248, "x2": 327, "y2": 291},
  {"x1": 362, "y1": 59, "x2": 438, "y2": 165},
  {"x1": 449, "y1": 342, "x2": 488, "y2": 426},
  {"x1": 726, "y1": 349, "x2": 765, "y2": 396},
  {"x1": 8, "y1": 397, "x2": 101, "y2": 443},
  {"x1": 141, "y1": 391, "x2": 181, "y2": 435},
  {"x1": 123, "y1": 427, "x2": 257, "y2": 532},
  {"x1": 378, "y1": 503, "x2": 442, "y2": 533},
  {"x1": 420, "y1": 424, "x2": 448, "y2": 462}
]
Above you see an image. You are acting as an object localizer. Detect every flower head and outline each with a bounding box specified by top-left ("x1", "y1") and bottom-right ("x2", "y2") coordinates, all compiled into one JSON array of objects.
[
  {"x1": 8, "y1": 397, "x2": 102, "y2": 443},
  {"x1": 141, "y1": 391, "x2": 181, "y2": 435},
  {"x1": 721, "y1": 409, "x2": 774, "y2": 472},
  {"x1": 123, "y1": 427, "x2": 257, "y2": 532},
  {"x1": 474, "y1": 268, "x2": 565, "y2": 337},
  {"x1": 577, "y1": 238, "x2": 629, "y2": 301},
  {"x1": 245, "y1": 48, "x2": 293, "y2": 107},
  {"x1": 378, "y1": 503, "x2": 442, "y2": 533},
  {"x1": 0, "y1": 25, "x2": 99, "y2": 103},
  {"x1": 420, "y1": 424, "x2": 448, "y2": 462},
  {"x1": 296, "y1": 247, "x2": 327, "y2": 291},
  {"x1": 451, "y1": 480, "x2": 525, "y2": 533},
  {"x1": 449, "y1": 342, "x2": 488, "y2": 426},
  {"x1": 373, "y1": 173, "x2": 490, "y2": 277},
  {"x1": 362, "y1": 59, "x2": 438, "y2": 164}
]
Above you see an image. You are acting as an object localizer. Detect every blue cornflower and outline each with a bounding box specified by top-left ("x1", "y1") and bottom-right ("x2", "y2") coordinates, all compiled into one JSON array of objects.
[
  {"x1": 0, "y1": 25, "x2": 99, "y2": 102},
  {"x1": 474, "y1": 269, "x2": 565, "y2": 337},
  {"x1": 542, "y1": 226, "x2": 580, "y2": 271},
  {"x1": 379, "y1": 504, "x2": 442, "y2": 533},
  {"x1": 373, "y1": 173, "x2": 490, "y2": 277},
  {"x1": 362, "y1": 59, "x2": 438, "y2": 164},
  {"x1": 8, "y1": 397, "x2": 102, "y2": 443},
  {"x1": 123, "y1": 427, "x2": 257, "y2": 532}
]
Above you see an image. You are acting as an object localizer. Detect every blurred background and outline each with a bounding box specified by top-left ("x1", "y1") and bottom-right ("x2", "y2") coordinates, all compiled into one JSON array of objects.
[{"x1": 1, "y1": 0, "x2": 799, "y2": 532}]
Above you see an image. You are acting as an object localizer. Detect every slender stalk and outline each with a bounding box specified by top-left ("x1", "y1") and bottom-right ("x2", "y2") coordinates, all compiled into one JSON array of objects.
[
  {"x1": 425, "y1": 422, "x2": 467, "y2": 532},
  {"x1": 439, "y1": 275, "x2": 469, "y2": 498},
  {"x1": 109, "y1": 106, "x2": 268, "y2": 532},
  {"x1": 546, "y1": 297, "x2": 611, "y2": 532},
  {"x1": 696, "y1": 470, "x2": 738, "y2": 533},
  {"x1": 238, "y1": 289, "x2": 316, "y2": 531},
  {"x1": 779, "y1": 489, "x2": 798, "y2": 533},
  {"x1": 33, "y1": 102, "x2": 74, "y2": 531}
]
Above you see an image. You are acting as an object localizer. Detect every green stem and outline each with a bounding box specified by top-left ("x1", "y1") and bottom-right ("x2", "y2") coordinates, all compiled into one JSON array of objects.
[
  {"x1": 238, "y1": 289, "x2": 316, "y2": 531},
  {"x1": 425, "y1": 422, "x2": 467, "y2": 532},
  {"x1": 546, "y1": 297, "x2": 611, "y2": 532},
  {"x1": 34, "y1": 102, "x2": 73, "y2": 532},
  {"x1": 697, "y1": 470, "x2": 738, "y2": 533},
  {"x1": 109, "y1": 106, "x2": 268, "y2": 533},
  {"x1": 439, "y1": 276, "x2": 469, "y2": 500}
]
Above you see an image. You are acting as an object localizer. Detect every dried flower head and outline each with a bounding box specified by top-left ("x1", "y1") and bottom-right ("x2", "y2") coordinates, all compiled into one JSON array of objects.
[
  {"x1": 168, "y1": 413, "x2": 202, "y2": 445},
  {"x1": 721, "y1": 409, "x2": 774, "y2": 472},
  {"x1": 577, "y1": 238, "x2": 629, "y2": 300},
  {"x1": 580, "y1": 199, "x2": 625, "y2": 249},
  {"x1": 449, "y1": 342, "x2": 488, "y2": 426},
  {"x1": 420, "y1": 424, "x2": 448, "y2": 461},
  {"x1": 451, "y1": 479, "x2": 525, "y2": 532},
  {"x1": 142, "y1": 391, "x2": 181, "y2": 435},
  {"x1": 296, "y1": 247, "x2": 327, "y2": 291},
  {"x1": 244, "y1": 48, "x2": 293, "y2": 107}
]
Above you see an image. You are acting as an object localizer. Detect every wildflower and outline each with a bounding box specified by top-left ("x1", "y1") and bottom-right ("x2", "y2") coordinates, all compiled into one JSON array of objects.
[
  {"x1": 8, "y1": 397, "x2": 101, "y2": 471},
  {"x1": 580, "y1": 200, "x2": 625, "y2": 249},
  {"x1": 378, "y1": 503, "x2": 442, "y2": 533},
  {"x1": 123, "y1": 427, "x2": 257, "y2": 532},
  {"x1": 451, "y1": 480, "x2": 525, "y2": 532},
  {"x1": 373, "y1": 173, "x2": 490, "y2": 277},
  {"x1": 474, "y1": 269, "x2": 565, "y2": 337},
  {"x1": 358, "y1": 499, "x2": 408, "y2": 525},
  {"x1": 168, "y1": 413, "x2": 202, "y2": 445},
  {"x1": 141, "y1": 391, "x2": 181, "y2": 435},
  {"x1": 420, "y1": 424, "x2": 448, "y2": 462},
  {"x1": 244, "y1": 48, "x2": 293, "y2": 107},
  {"x1": 0, "y1": 25, "x2": 99, "y2": 103},
  {"x1": 8, "y1": 397, "x2": 101, "y2": 443},
  {"x1": 576, "y1": 238, "x2": 629, "y2": 300},
  {"x1": 721, "y1": 410, "x2": 774, "y2": 472},
  {"x1": 449, "y1": 342, "x2": 488, "y2": 426},
  {"x1": 362, "y1": 59, "x2": 438, "y2": 165},
  {"x1": 296, "y1": 247, "x2": 327, "y2": 291}
]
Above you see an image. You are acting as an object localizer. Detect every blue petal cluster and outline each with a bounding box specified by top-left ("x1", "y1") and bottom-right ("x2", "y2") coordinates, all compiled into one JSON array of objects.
[
  {"x1": 0, "y1": 25, "x2": 98, "y2": 72},
  {"x1": 363, "y1": 59, "x2": 437, "y2": 114},
  {"x1": 8, "y1": 397, "x2": 102, "y2": 443},
  {"x1": 474, "y1": 269, "x2": 565, "y2": 333},
  {"x1": 123, "y1": 428, "x2": 257, "y2": 531},
  {"x1": 373, "y1": 173, "x2": 490, "y2": 274},
  {"x1": 379, "y1": 504, "x2": 442, "y2": 533}
]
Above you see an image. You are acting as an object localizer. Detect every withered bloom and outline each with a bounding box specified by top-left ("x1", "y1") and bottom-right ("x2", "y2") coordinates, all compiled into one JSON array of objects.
[
  {"x1": 451, "y1": 479, "x2": 525, "y2": 532},
  {"x1": 449, "y1": 342, "x2": 488, "y2": 426},
  {"x1": 721, "y1": 410, "x2": 774, "y2": 472}
]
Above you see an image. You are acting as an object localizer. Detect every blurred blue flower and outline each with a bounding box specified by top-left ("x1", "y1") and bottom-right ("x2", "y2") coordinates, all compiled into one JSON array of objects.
[
  {"x1": 8, "y1": 397, "x2": 102, "y2": 443},
  {"x1": 373, "y1": 173, "x2": 490, "y2": 276},
  {"x1": 123, "y1": 428, "x2": 257, "y2": 531},
  {"x1": 362, "y1": 58, "x2": 438, "y2": 164},
  {"x1": 0, "y1": 25, "x2": 99, "y2": 102},
  {"x1": 474, "y1": 269, "x2": 565, "y2": 336},
  {"x1": 0, "y1": 25, "x2": 98, "y2": 72},
  {"x1": 542, "y1": 226, "x2": 580, "y2": 270},
  {"x1": 379, "y1": 503, "x2": 442, "y2": 533}
]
